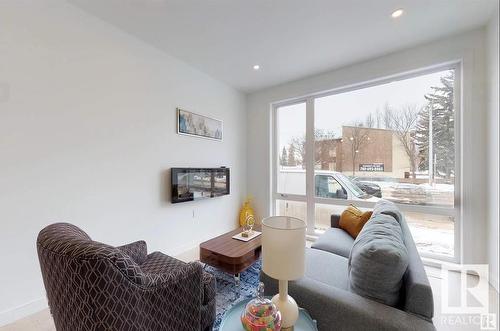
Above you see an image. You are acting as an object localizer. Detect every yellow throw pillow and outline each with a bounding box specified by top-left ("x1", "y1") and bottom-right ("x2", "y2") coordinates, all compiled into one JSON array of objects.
[{"x1": 339, "y1": 205, "x2": 373, "y2": 238}]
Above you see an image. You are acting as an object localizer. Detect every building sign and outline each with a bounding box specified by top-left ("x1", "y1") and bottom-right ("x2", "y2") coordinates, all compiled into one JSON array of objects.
[{"x1": 359, "y1": 163, "x2": 384, "y2": 172}]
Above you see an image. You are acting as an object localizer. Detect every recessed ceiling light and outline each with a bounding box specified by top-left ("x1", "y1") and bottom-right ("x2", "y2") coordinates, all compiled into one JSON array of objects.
[
  {"x1": 253, "y1": 64, "x2": 260, "y2": 70},
  {"x1": 391, "y1": 9, "x2": 404, "y2": 18}
]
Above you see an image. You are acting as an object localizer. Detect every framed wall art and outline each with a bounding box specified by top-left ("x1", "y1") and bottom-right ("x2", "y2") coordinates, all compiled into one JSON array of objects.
[{"x1": 177, "y1": 108, "x2": 223, "y2": 141}]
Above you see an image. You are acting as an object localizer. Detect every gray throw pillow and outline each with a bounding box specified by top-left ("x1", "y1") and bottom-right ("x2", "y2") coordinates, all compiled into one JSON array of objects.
[{"x1": 348, "y1": 214, "x2": 409, "y2": 307}]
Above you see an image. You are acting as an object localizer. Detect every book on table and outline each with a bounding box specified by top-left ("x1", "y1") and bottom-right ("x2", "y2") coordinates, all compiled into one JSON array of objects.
[{"x1": 232, "y1": 231, "x2": 261, "y2": 242}]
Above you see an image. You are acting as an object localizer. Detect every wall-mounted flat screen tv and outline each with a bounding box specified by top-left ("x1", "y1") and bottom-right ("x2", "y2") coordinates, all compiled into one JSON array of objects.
[{"x1": 171, "y1": 167, "x2": 230, "y2": 203}]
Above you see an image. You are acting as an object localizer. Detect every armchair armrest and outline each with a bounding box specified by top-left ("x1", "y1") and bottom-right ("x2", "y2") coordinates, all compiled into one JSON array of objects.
[
  {"x1": 331, "y1": 214, "x2": 341, "y2": 228},
  {"x1": 143, "y1": 261, "x2": 203, "y2": 288},
  {"x1": 201, "y1": 272, "x2": 216, "y2": 305},
  {"x1": 117, "y1": 240, "x2": 147, "y2": 265},
  {"x1": 91, "y1": 259, "x2": 205, "y2": 331},
  {"x1": 142, "y1": 262, "x2": 204, "y2": 331}
]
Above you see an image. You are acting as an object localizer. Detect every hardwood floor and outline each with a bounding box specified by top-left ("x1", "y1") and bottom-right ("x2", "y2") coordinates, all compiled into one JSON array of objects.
[{"x1": 0, "y1": 309, "x2": 54, "y2": 331}]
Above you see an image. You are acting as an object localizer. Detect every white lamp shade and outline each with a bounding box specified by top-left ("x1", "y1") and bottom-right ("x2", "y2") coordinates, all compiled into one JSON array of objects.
[{"x1": 262, "y1": 216, "x2": 306, "y2": 281}]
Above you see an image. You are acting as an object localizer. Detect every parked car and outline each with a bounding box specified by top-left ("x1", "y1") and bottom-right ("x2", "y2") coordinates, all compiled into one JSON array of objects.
[
  {"x1": 352, "y1": 176, "x2": 431, "y2": 204},
  {"x1": 354, "y1": 176, "x2": 398, "y2": 189},
  {"x1": 350, "y1": 178, "x2": 382, "y2": 198}
]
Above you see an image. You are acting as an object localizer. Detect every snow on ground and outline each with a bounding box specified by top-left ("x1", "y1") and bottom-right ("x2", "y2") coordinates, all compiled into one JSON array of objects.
[{"x1": 419, "y1": 183, "x2": 455, "y2": 192}]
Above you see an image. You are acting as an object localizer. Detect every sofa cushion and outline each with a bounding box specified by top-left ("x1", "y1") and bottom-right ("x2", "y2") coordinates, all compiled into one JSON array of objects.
[
  {"x1": 260, "y1": 248, "x2": 349, "y2": 301},
  {"x1": 304, "y1": 247, "x2": 349, "y2": 289},
  {"x1": 348, "y1": 214, "x2": 409, "y2": 307},
  {"x1": 311, "y1": 228, "x2": 354, "y2": 258}
]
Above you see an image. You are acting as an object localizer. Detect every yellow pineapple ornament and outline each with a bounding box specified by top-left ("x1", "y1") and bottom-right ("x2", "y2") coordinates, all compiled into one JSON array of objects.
[{"x1": 239, "y1": 197, "x2": 256, "y2": 227}]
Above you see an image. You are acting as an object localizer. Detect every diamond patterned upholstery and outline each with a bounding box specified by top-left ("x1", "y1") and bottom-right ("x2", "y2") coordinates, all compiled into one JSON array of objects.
[
  {"x1": 37, "y1": 223, "x2": 216, "y2": 331},
  {"x1": 117, "y1": 241, "x2": 148, "y2": 265}
]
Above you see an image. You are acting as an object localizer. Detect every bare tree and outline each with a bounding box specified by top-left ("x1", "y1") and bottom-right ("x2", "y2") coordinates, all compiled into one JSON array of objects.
[
  {"x1": 345, "y1": 122, "x2": 370, "y2": 176},
  {"x1": 316, "y1": 130, "x2": 338, "y2": 170},
  {"x1": 365, "y1": 113, "x2": 375, "y2": 128},
  {"x1": 291, "y1": 129, "x2": 337, "y2": 169},
  {"x1": 390, "y1": 104, "x2": 421, "y2": 181},
  {"x1": 383, "y1": 103, "x2": 393, "y2": 129},
  {"x1": 375, "y1": 108, "x2": 382, "y2": 128}
]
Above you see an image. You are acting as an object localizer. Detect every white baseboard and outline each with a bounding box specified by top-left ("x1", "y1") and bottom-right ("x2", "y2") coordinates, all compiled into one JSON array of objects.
[{"x1": 0, "y1": 297, "x2": 47, "y2": 327}]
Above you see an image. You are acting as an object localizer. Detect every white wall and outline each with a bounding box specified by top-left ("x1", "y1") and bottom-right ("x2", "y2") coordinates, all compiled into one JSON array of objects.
[
  {"x1": 247, "y1": 29, "x2": 488, "y2": 266},
  {"x1": 0, "y1": 0, "x2": 246, "y2": 325},
  {"x1": 486, "y1": 10, "x2": 499, "y2": 292}
]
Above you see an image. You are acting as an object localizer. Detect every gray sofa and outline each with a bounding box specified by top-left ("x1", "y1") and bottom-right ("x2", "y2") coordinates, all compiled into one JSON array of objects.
[{"x1": 261, "y1": 200, "x2": 435, "y2": 331}]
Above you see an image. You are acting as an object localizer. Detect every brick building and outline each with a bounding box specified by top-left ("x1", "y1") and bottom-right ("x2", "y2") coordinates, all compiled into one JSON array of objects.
[{"x1": 315, "y1": 126, "x2": 411, "y2": 179}]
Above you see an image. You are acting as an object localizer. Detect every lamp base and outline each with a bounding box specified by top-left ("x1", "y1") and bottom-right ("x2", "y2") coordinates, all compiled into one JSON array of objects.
[{"x1": 271, "y1": 292, "x2": 299, "y2": 329}]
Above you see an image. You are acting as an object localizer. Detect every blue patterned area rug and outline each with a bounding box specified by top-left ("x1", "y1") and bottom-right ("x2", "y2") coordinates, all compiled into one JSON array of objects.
[{"x1": 202, "y1": 260, "x2": 262, "y2": 331}]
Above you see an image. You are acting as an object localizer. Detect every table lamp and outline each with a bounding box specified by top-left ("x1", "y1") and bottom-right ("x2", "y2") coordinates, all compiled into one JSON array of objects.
[{"x1": 262, "y1": 216, "x2": 306, "y2": 330}]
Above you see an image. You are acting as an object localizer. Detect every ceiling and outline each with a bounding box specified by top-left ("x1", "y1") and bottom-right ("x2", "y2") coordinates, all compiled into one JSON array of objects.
[{"x1": 69, "y1": 0, "x2": 498, "y2": 93}]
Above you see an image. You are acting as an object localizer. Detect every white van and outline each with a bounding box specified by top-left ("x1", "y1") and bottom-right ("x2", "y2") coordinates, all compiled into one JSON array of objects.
[
  {"x1": 278, "y1": 170, "x2": 380, "y2": 202},
  {"x1": 315, "y1": 171, "x2": 380, "y2": 202}
]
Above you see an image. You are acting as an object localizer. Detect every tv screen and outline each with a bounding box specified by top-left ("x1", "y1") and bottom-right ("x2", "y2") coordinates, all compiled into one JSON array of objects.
[{"x1": 171, "y1": 167, "x2": 230, "y2": 203}]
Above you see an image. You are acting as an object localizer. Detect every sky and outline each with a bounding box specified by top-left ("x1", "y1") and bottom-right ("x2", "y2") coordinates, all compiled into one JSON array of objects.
[{"x1": 278, "y1": 69, "x2": 453, "y2": 149}]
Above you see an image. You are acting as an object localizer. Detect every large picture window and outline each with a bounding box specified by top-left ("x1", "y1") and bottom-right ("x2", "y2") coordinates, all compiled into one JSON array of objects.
[{"x1": 272, "y1": 65, "x2": 460, "y2": 261}]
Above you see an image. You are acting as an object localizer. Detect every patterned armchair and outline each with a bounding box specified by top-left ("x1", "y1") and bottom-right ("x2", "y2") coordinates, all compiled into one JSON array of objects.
[{"x1": 37, "y1": 223, "x2": 216, "y2": 331}]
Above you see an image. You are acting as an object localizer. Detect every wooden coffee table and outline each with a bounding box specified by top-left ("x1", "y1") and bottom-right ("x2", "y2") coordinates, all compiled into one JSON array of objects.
[{"x1": 200, "y1": 226, "x2": 262, "y2": 282}]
